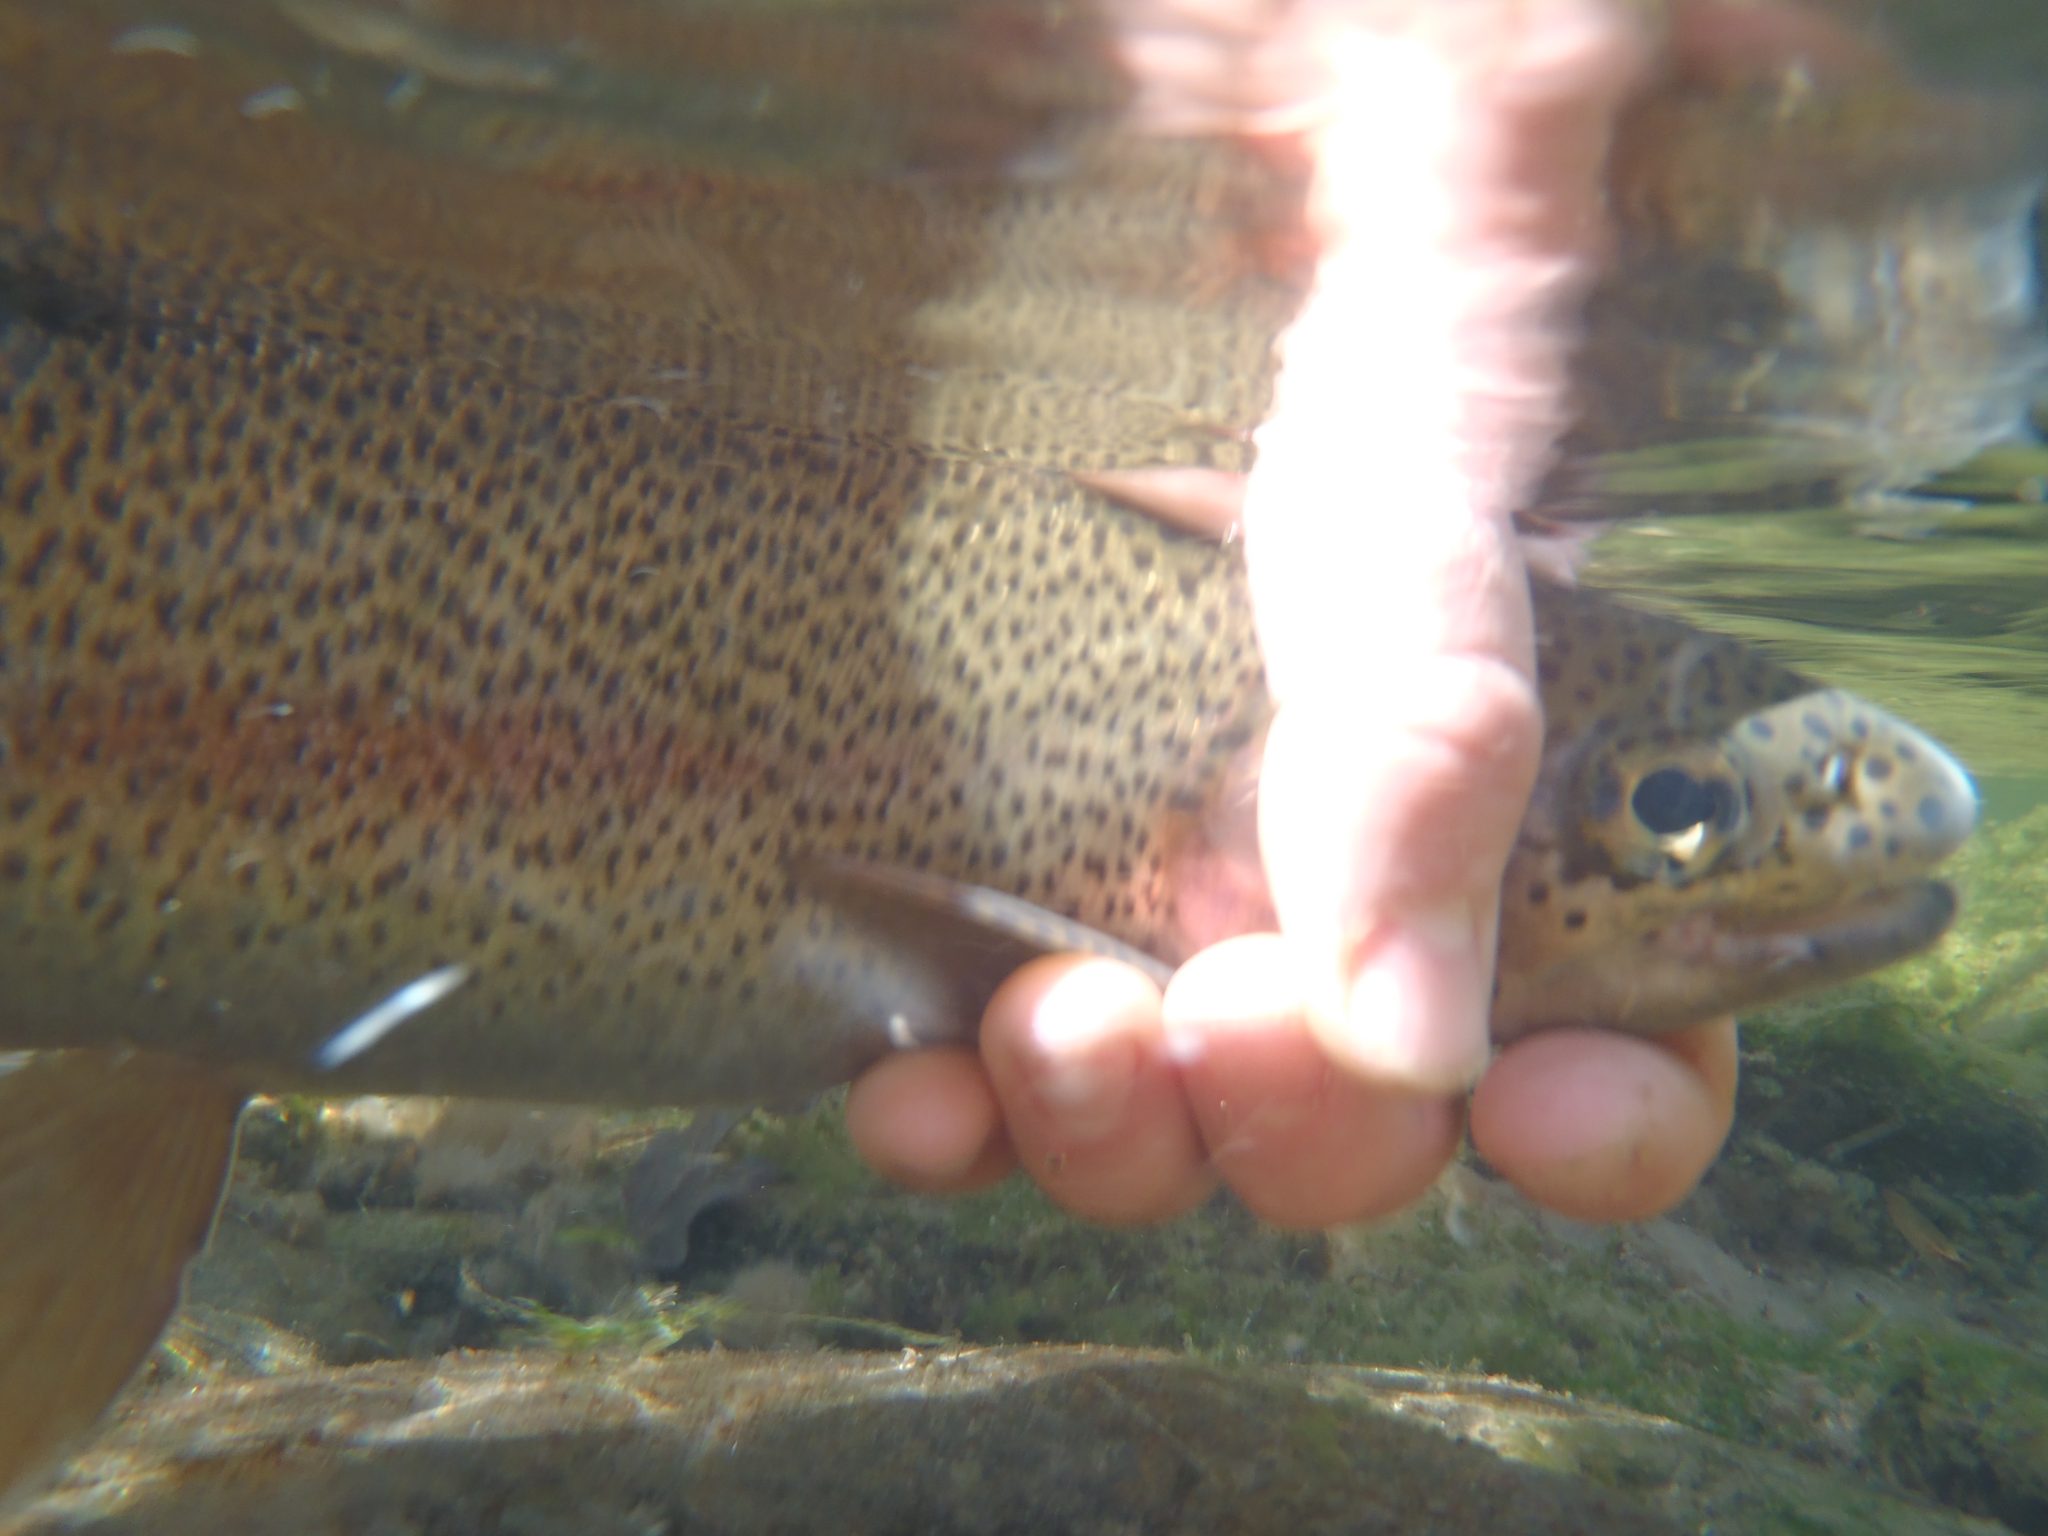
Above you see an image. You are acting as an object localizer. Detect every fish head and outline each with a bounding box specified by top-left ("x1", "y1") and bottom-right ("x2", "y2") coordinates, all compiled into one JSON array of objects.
[{"x1": 1493, "y1": 589, "x2": 1977, "y2": 1040}]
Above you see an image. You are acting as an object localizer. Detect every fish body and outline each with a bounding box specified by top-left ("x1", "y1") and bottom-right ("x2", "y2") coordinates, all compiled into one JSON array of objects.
[
  {"x1": 0, "y1": 269, "x2": 1266, "y2": 1105},
  {"x1": 0, "y1": 252, "x2": 1978, "y2": 1498},
  {"x1": 0, "y1": 251, "x2": 1977, "y2": 1099}
]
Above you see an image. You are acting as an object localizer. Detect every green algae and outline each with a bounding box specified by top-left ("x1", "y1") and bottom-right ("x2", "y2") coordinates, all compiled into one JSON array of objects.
[
  {"x1": 1739, "y1": 804, "x2": 2048, "y2": 1198},
  {"x1": 716, "y1": 1088, "x2": 2006, "y2": 1439}
]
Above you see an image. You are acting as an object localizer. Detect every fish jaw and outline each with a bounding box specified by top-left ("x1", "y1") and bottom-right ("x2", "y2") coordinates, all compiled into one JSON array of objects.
[
  {"x1": 1494, "y1": 684, "x2": 1977, "y2": 1041},
  {"x1": 1492, "y1": 876, "x2": 1959, "y2": 1043}
]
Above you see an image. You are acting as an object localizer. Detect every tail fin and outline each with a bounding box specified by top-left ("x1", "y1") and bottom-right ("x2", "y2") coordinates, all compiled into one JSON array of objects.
[{"x1": 0, "y1": 1051, "x2": 244, "y2": 1501}]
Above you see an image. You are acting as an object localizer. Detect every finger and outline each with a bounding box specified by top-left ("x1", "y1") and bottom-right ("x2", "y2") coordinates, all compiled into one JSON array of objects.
[
  {"x1": 1256, "y1": 657, "x2": 1542, "y2": 1093},
  {"x1": 1101, "y1": 0, "x2": 1344, "y2": 138},
  {"x1": 1469, "y1": 1017, "x2": 1739, "y2": 1222},
  {"x1": 1162, "y1": 935, "x2": 1465, "y2": 1228},
  {"x1": 980, "y1": 955, "x2": 1217, "y2": 1224},
  {"x1": 1241, "y1": 1, "x2": 1651, "y2": 1092},
  {"x1": 845, "y1": 1047, "x2": 1015, "y2": 1195}
]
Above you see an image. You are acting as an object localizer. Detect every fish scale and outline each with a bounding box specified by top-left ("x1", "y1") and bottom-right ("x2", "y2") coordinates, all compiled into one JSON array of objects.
[
  {"x1": 0, "y1": 283, "x2": 1265, "y2": 1104},
  {"x1": 0, "y1": 216, "x2": 1979, "y2": 1079}
]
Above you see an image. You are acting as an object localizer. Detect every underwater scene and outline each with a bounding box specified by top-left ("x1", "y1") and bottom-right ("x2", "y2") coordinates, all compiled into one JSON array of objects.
[{"x1": 0, "y1": 0, "x2": 2045, "y2": 1531}]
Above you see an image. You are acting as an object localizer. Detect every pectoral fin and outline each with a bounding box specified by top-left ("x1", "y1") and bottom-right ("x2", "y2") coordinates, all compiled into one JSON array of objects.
[
  {"x1": 796, "y1": 855, "x2": 1173, "y2": 1047},
  {"x1": 0, "y1": 1051, "x2": 245, "y2": 1500},
  {"x1": 1072, "y1": 465, "x2": 1246, "y2": 542}
]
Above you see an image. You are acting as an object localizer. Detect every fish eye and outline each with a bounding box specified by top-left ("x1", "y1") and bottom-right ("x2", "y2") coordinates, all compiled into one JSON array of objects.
[
  {"x1": 1579, "y1": 747, "x2": 1746, "y2": 883},
  {"x1": 1630, "y1": 766, "x2": 1725, "y2": 838}
]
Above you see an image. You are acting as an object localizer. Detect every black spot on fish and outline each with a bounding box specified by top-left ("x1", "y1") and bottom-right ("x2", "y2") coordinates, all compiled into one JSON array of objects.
[
  {"x1": 1916, "y1": 795, "x2": 1948, "y2": 831},
  {"x1": 1896, "y1": 741, "x2": 1920, "y2": 765},
  {"x1": 1864, "y1": 755, "x2": 1893, "y2": 782},
  {"x1": 0, "y1": 234, "x2": 122, "y2": 343},
  {"x1": 1845, "y1": 823, "x2": 1872, "y2": 852},
  {"x1": 1211, "y1": 724, "x2": 1253, "y2": 753},
  {"x1": 1747, "y1": 717, "x2": 1775, "y2": 741},
  {"x1": 1802, "y1": 806, "x2": 1830, "y2": 831},
  {"x1": 1802, "y1": 710, "x2": 1830, "y2": 738},
  {"x1": 1526, "y1": 881, "x2": 1550, "y2": 905},
  {"x1": 1563, "y1": 909, "x2": 1588, "y2": 931}
]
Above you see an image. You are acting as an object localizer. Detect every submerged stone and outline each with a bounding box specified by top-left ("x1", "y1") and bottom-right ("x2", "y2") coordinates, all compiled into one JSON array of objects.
[{"x1": 5, "y1": 1347, "x2": 2004, "y2": 1536}]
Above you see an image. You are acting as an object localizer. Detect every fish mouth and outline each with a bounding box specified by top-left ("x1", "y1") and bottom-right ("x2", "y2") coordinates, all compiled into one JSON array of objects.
[
  {"x1": 1680, "y1": 877, "x2": 1960, "y2": 990},
  {"x1": 1494, "y1": 877, "x2": 1963, "y2": 1043}
]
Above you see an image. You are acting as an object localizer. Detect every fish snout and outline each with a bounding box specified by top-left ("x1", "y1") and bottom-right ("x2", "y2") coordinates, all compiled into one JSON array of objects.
[{"x1": 1763, "y1": 688, "x2": 1979, "y2": 877}]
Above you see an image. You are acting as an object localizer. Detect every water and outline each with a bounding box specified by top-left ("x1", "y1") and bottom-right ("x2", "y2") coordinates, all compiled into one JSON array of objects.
[{"x1": 1, "y1": 1, "x2": 2045, "y2": 1531}]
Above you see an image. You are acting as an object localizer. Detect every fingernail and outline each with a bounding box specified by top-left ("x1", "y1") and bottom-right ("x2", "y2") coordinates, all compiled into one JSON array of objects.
[
  {"x1": 1336, "y1": 901, "x2": 1492, "y2": 1093},
  {"x1": 1026, "y1": 963, "x2": 1150, "y2": 1141}
]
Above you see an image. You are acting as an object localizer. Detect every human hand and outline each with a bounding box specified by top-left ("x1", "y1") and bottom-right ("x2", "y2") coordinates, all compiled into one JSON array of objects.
[{"x1": 848, "y1": 0, "x2": 1743, "y2": 1228}]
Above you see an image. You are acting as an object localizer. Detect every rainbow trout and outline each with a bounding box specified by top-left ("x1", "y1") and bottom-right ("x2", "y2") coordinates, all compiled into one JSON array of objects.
[{"x1": 0, "y1": 0, "x2": 1982, "y2": 1499}]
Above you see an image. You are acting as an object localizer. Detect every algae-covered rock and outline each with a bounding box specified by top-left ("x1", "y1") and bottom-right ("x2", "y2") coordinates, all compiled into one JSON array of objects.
[{"x1": 1, "y1": 1349, "x2": 2008, "y2": 1536}]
